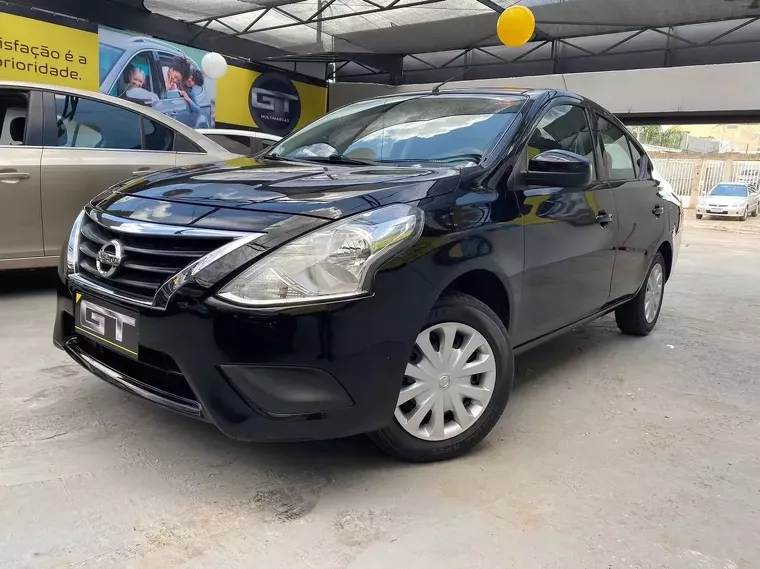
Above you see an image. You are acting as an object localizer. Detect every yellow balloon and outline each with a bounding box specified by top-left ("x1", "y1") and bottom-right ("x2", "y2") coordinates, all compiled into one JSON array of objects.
[{"x1": 497, "y1": 5, "x2": 536, "y2": 48}]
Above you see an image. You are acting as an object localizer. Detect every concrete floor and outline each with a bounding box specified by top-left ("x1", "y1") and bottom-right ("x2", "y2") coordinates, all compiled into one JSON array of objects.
[{"x1": 2, "y1": 215, "x2": 760, "y2": 569}]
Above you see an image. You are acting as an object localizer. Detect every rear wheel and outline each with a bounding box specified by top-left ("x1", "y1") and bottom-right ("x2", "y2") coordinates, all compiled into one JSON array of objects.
[
  {"x1": 752, "y1": 206, "x2": 758, "y2": 218},
  {"x1": 615, "y1": 253, "x2": 666, "y2": 336},
  {"x1": 369, "y1": 293, "x2": 513, "y2": 462},
  {"x1": 696, "y1": 214, "x2": 703, "y2": 220}
]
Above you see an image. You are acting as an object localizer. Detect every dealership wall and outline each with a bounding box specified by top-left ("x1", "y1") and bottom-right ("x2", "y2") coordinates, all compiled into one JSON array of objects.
[
  {"x1": 329, "y1": 61, "x2": 760, "y2": 121},
  {"x1": 0, "y1": 5, "x2": 328, "y2": 134}
]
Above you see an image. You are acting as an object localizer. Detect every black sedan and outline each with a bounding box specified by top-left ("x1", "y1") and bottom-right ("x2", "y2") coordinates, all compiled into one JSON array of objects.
[{"x1": 54, "y1": 88, "x2": 683, "y2": 462}]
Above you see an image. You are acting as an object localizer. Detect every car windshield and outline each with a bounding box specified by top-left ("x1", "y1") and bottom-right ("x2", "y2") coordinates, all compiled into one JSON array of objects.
[
  {"x1": 269, "y1": 94, "x2": 526, "y2": 166},
  {"x1": 710, "y1": 184, "x2": 748, "y2": 197},
  {"x1": 99, "y1": 44, "x2": 125, "y2": 85}
]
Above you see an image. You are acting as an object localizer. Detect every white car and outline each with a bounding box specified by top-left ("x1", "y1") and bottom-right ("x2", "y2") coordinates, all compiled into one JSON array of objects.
[
  {"x1": 696, "y1": 183, "x2": 759, "y2": 221},
  {"x1": 196, "y1": 128, "x2": 280, "y2": 156}
]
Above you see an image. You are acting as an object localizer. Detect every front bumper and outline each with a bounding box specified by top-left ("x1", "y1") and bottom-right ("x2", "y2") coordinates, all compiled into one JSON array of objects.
[
  {"x1": 697, "y1": 206, "x2": 746, "y2": 217},
  {"x1": 54, "y1": 268, "x2": 435, "y2": 441}
]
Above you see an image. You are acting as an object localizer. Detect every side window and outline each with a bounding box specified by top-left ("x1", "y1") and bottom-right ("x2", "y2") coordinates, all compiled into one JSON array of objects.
[
  {"x1": 175, "y1": 133, "x2": 203, "y2": 153},
  {"x1": 142, "y1": 117, "x2": 174, "y2": 151},
  {"x1": 596, "y1": 115, "x2": 636, "y2": 180},
  {"x1": 157, "y1": 52, "x2": 197, "y2": 100},
  {"x1": 528, "y1": 104, "x2": 596, "y2": 179},
  {"x1": 206, "y1": 134, "x2": 251, "y2": 155},
  {"x1": 110, "y1": 52, "x2": 157, "y2": 100},
  {"x1": 627, "y1": 137, "x2": 648, "y2": 179},
  {"x1": 54, "y1": 94, "x2": 139, "y2": 150},
  {"x1": 0, "y1": 90, "x2": 29, "y2": 146}
]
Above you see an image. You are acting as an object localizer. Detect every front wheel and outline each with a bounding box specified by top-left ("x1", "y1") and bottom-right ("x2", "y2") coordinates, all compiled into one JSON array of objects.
[
  {"x1": 369, "y1": 293, "x2": 513, "y2": 462},
  {"x1": 696, "y1": 214, "x2": 703, "y2": 220},
  {"x1": 615, "y1": 253, "x2": 666, "y2": 336},
  {"x1": 740, "y1": 208, "x2": 748, "y2": 221}
]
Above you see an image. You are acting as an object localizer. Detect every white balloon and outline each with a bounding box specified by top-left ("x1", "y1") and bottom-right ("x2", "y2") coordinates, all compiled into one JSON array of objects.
[{"x1": 201, "y1": 52, "x2": 228, "y2": 80}]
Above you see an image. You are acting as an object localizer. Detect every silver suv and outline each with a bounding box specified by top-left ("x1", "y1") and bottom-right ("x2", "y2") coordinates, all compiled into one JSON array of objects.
[{"x1": 0, "y1": 81, "x2": 235, "y2": 270}]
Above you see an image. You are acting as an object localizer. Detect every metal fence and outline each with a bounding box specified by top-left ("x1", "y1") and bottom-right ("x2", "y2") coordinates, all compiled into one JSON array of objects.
[
  {"x1": 650, "y1": 157, "x2": 760, "y2": 207},
  {"x1": 651, "y1": 158, "x2": 697, "y2": 206}
]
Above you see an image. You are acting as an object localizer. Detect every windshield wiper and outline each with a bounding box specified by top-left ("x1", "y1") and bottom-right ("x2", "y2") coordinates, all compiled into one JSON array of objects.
[
  {"x1": 296, "y1": 154, "x2": 376, "y2": 166},
  {"x1": 379, "y1": 153, "x2": 482, "y2": 165}
]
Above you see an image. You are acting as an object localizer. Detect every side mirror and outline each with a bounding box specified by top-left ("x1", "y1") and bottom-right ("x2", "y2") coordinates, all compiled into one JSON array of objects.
[
  {"x1": 124, "y1": 87, "x2": 158, "y2": 107},
  {"x1": 526, "y1": 149, "x2": 592, "y2": 188}
]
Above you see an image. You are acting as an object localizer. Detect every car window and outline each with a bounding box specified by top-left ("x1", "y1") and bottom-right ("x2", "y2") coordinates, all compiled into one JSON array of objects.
[
  {"x1": 627, "y1": 137, "x2": 647, "y2": 179},
  {"x1": 156, "y1": 52, "x2": 202, "y2": 100},
  {"x1": 55, "y1": 94, "x2": 141, "y2": 149},
  {"x1": 99, "y1": 43, "x2": 126, "y2": 86},
  {"x1": 528, "y1": 104, "x2": 597, "y2": 179},
  {"x1": 0, "y1": 90, "x2": 28, "y2": 146},
  {"x1": 596, "y1": 115, "x2": 636, "y2": 180},
  {"x1": 271, "y1": 94, "x2": 526, "y2": 166},
  {"x1": 111, "y1": 52, "x2": 157, "y2": 100},
  {"x1": 175, "y1": 133, "x2": 203, "y2": 153},
  {"x1": 709, "y1": 184, "x2": 748, "y2": 197},
  {"x1": 142, "y1": 117, "x2": 174, "y2": 151},
  {"x1": 207, "y1": 134, "x2": 252, "y2": 155}
]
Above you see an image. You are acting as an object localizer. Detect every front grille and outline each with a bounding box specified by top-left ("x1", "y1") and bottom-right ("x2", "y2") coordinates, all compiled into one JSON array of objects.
[
  {"x1": 77, "y1": 215, "x2": 234, "y2": 301},
  {"x1": 76, "y1": 334, "x2": 198, "y2": 403}
]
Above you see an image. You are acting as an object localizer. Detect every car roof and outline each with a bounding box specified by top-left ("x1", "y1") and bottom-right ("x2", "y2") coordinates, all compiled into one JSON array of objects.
[
  {"x1": 368, "y1": 87, "x2": 580, "y2": 101},
  {"x1": 0, "y1": 80, "x2": 228, "y2": 154},
  {"x1": 197, "y1": 128, "x2": 281, "y2": 142}
]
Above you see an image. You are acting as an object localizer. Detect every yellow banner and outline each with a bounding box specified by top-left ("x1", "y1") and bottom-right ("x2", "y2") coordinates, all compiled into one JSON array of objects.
[
  {"x1": 0, "y1": 12, "x2": 99, "y2": 90},
  {"x1": 217, "y1": 65, "x2": 327, "y2": 134}
]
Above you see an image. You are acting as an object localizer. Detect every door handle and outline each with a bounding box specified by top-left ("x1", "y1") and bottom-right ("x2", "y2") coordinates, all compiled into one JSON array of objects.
[
  {"x1": 0, "y1": 172, "x2": 30, "y2": 183},
  {"x1": 652, "y1": 204, "x2": 664, "y2": 217},
  {"x1": 595, "y1": 210, "x2": 613, "y2": 226}
]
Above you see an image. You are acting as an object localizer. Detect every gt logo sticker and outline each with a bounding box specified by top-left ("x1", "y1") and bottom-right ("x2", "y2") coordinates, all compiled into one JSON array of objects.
[{"x1": 75, "y1": 295, "x2": 139, "y2": 358}]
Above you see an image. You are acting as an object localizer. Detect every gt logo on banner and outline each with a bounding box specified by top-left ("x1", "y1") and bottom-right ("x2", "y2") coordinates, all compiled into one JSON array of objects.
[{"x1": 249, "y1": 73, "x2": 302, "y2": 135}]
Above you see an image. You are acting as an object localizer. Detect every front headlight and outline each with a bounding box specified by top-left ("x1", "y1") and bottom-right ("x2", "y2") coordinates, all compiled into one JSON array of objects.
[
  {"x1": 65, "y1": 210, "x2": 86, "y2": 276},
  {"x1": 218, "y1": 203, "x2": 424, "y2": 307}
]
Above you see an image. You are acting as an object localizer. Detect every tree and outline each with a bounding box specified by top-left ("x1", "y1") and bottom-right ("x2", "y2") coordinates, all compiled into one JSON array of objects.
[
  {"x1": 638, "y1": 125, "x2": 663, "y2": 146},
  {"x1": 662, "y1": 127, "x2": 685, "y2": 149}
]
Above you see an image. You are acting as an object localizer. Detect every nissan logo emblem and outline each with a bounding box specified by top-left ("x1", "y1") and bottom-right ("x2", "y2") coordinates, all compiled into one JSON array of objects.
[{"x1": 96, "y1": 239, "x2": 124, "y2": 278}]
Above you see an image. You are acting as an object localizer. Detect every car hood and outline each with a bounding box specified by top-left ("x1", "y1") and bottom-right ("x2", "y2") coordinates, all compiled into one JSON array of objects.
[
  {"x1": 94, "y1": 156, "x2": 462, "y2": 225},
  {"x1": 702, "y1": 195, "x2": 747, "y2": 204}
]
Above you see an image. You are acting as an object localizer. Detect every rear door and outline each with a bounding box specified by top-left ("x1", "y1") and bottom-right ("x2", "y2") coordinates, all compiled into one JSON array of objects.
[
  {"x1": 40, "y1": 91, "x2": 179, "y2": 256},
  {"x1": 0, "y1": 88, "x2": 44, "y2": 260},
  {"x1": 515, "y1": 100, "x2": 618, "y2": 341},
  {"x1": 596, "y1": 113, "x2": 666, "y2": 301}
]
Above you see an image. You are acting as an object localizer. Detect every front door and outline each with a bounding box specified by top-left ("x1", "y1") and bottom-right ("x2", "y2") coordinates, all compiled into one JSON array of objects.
[
  {"x1": 40, "y1": 92, "x2": 179, "y2": 255},
  {"x1": 515, "y1": 102, "x2": 618, "y2": 343},
  {"x1": 0, "y1": 88, "x2": 43, "y2": 260},
  {"x1": 595, "y1": 114, "x2": 666, "y2": 301}
]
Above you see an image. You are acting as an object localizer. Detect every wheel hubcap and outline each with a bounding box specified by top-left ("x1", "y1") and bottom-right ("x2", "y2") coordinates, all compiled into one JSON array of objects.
[
  {"x1": 394, "y1": 322, "x2": 497, "y2": 441},
  {"x1": 644, "y1": 262, "x2": 664, "y2": 324}
]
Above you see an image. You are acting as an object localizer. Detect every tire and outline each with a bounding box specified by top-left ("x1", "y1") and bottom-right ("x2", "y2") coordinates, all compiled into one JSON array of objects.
[
  {"x1": 695, "y1": 214, "x2": 703, "y2": 220},
  {"x1": 615, "y1": 252, "x2": 666, "y2": 336},
  {"x1": 740, "y1": 208, "x2": 748, "y2": 221},
  {"x1": 369, "y1": 293, "x2": 514, "y2": 462},
  {"x1": 752, "y1": 207, "x2": 758, "y2": 218}
]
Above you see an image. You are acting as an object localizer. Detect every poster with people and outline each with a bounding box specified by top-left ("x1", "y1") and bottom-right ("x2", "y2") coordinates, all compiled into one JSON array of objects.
[{"x1": 98, "y1": 27, "x2": 217, "y2": 128}]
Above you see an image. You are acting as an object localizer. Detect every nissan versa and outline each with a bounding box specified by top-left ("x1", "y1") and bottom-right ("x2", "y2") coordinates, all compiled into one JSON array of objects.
[{"x1": 54, "y1": 89, "x2": 683, "y2": 462}]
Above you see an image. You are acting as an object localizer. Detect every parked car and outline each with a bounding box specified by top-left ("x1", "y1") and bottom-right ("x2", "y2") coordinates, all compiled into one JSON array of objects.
[
  {"x1": 0, "y1": 81, "x2": 235, "y2": 270},
  {"x1": 54, "y1": 89, "x2": 682, "y2": 462},
  {"x1": 99, "y1": 31, "x2": 214, "y2": 129},
  {"x1": 696, "y1": 183, "x2": 759, "y2": 220},
  {"x1": 197, "y1": 128, "x2": 280, "y2": 156}
]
